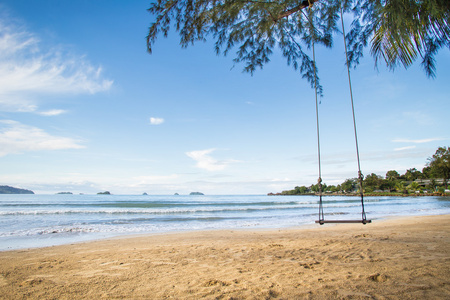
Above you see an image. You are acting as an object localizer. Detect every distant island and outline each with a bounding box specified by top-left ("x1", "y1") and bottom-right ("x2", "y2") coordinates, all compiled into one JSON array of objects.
[
  {"x1": 57, "y1": 192, "x2": 73, "y2": 195},
  {"x1": 174, "y1": 193, "x2": 179, "y2": 195},
  {"x1": 0, "y1": 185, "x2": 34, "y2": 194},
  {"x1": 190, "y1": 192, "x2": 204, "y2": 195},
  {"x1": 97, "y1": 191, "x2": 111, "y2": 195},
  {"x1": 142, "y1": 192, "x2": 148, "y2": 195}
]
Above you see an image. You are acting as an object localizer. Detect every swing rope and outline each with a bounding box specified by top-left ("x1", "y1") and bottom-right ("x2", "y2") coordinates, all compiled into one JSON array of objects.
[
  {"x1": 340, "y1": 5, "x2": 368, "y2": 223},
  {"x1": 307, "y1": 6, "x2": 324, "y2": 223},
  {"x1": 303, "y1": 3, "x2": 324, "y2": 223}
]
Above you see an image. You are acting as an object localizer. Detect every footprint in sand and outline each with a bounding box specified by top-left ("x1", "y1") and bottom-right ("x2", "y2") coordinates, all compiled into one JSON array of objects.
[{"x1": 368, "y1": 273, "x2": 388, "y2": 282}]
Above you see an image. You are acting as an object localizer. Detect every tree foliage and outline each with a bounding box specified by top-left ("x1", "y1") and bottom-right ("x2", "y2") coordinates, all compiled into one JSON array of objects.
[
  {"x1": 385, "y1": 170, "x2": 400, "y2": 181},
  {"x1": 363, "y1": 173, "x2": 384, "y2": 192},
  {"x1": 404, "y1": 168, "x2": 423, "y2": 181},
  {"x1": 277, "y1": 146, "x2": 450, "y2": 195},
  {"x1": 147, "y1": 0, "x2": 450, "y2": 91},
  {"x1": 147, "y1": 0, "x2": 330, "y2": 93},
  {"x1": 341, "y1": 178, "x2": 357, "y2": 192},
  {"x1": 427, "y1": 146, "x2": 450, "y2": 187}
]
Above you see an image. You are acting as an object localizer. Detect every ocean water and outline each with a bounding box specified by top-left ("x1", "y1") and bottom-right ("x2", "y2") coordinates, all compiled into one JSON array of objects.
[{"x1": 0, "y1": 194, "x2": 449, "y2": 251}]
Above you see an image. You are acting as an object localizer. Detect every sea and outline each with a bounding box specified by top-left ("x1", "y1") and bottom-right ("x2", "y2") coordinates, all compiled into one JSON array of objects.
[{"x1": 1, "y1": 194, "x2": 449, "y2": 251}]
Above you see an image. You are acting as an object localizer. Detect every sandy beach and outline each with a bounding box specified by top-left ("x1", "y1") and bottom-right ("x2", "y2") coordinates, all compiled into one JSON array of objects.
[{"x1": 0, "y1": 214, "x2": 449, "y2": 299}]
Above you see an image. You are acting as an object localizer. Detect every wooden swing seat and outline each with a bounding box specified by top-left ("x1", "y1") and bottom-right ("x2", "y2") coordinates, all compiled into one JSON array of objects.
[{"x1": 315, "y1": 219, "x2": 371, "y2": 225}]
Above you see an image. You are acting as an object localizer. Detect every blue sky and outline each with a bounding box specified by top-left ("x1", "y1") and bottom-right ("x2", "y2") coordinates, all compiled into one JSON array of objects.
[{"x1": 0, "y1": 0, "x2": 449, "y2": 195}]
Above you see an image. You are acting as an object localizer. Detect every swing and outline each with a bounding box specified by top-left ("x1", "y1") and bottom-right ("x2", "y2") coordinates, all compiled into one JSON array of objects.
[{"x1": 305, "y1": 4, "x2": 371, "y2": 225}]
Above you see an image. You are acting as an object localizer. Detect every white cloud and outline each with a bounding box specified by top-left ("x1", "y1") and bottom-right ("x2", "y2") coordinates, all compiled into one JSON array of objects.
[
  {"x1": 38, "y1": 109, "x2": 67, "y2": 116},
  {"x1": 186, "y1": 148, "x2": 237, "y2": 171},
  {"x1": 0, "y1": 120, "x2": 85, "y2": 156},
  {"x1": 394, "y1": 145, "x2": 416, "y2": 151},
  {"x1": 0, "y1": 19, "x2": 113, "y2": 112},
  {"x1": 150, "y1": 117, "x2": 164, "y2": 125},
  {"x1": 392, "y1": 138, "x2": 446, "y2": 144}
]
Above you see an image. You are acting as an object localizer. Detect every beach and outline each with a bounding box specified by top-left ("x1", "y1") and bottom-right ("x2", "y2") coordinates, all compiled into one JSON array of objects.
[{"x1": 0, "y1": 214, "x2": 448, "y2": 299}]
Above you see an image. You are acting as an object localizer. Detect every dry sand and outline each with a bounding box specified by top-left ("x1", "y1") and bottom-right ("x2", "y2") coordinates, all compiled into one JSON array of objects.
[{"x1": 0, "y1": 215, "x2": 449, "y2": 299}]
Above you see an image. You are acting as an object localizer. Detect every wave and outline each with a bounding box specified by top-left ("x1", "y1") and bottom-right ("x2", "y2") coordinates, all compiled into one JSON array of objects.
[
  {"x1": 0, "y1": 200, "x2": 312, "y2": 208},
  {"x1": 0, "y1": 203, "x2": 363, "y2": 216}
]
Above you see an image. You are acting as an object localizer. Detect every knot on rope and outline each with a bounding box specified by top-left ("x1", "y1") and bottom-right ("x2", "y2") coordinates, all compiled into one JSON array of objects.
[{"x1": 358, "y1": 171, "x2": 363, "y2": 181}]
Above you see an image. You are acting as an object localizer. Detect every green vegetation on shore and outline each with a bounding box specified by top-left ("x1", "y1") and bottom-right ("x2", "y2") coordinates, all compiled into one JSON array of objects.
[{"x1": 271, "y1": 146, "x2": 450, "y2": 196}]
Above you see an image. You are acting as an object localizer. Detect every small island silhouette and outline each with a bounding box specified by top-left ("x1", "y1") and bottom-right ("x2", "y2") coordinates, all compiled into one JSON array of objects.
[
  {"x1": 97, "y1": 191, "x2": 111, "y2": 195},
  {"x1": 0, "y1": 185, "x2": 34, "y2": 194},
  {"x1": 189, "y1": 192, "x2": 204, "y2": 195}
]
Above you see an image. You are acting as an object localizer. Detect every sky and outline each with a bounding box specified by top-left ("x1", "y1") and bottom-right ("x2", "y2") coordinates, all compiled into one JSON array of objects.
[{"x1": 0, "y1": 0, "x2": 449, "y2": 195}]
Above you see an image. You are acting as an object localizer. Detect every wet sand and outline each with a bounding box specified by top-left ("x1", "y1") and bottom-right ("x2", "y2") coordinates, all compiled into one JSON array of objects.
[{"x1": 0, "y1": 214, "x2": 449, "y2": 299}]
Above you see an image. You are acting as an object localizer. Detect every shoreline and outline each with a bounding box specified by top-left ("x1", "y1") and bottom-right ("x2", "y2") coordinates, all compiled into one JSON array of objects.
[
  {"x1": 1, "y1": 214, "x2": 449, "y2": 299},
  {"x1": 3, "y1": 209, "x2": 447, "y2": 253},
  {"x1": 268, "y1": 192, "x2": 450, "y2": 197},
  {"x1": 3, "y1": 193, "x2": 449, "y2": 253}
]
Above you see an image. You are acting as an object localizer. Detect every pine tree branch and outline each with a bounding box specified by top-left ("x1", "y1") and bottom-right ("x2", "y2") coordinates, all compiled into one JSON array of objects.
[{"x1": 276, "y1": 0, "x2": 318, "y2": 21}]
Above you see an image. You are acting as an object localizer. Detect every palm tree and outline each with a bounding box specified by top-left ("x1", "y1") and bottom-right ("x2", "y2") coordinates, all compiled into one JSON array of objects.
[
  {"x1": 370, "y1": 0, "x2": 450, "y2": 77},
  {"x1": 395, "y1": 181, "x2": 406, "y2": 193},
  {"x1": 426, "y1": 179, "x2": 437, "y2": 192},
  {"x1": 407, "y1": 181, "x2": 421, "y2": 193}
]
